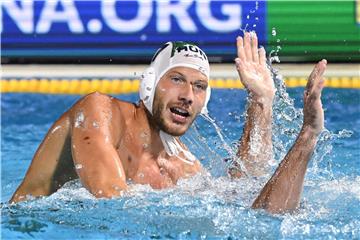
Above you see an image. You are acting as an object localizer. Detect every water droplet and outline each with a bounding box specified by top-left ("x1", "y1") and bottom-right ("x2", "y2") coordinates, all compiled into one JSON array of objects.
[
  {"x1": 75, "y1": 111, "x2": 85, "y2": 128},
  {"x1": 51, "y1": 125, "x2": 61, "y2": 133},
  {"x1": 246, "y1": 15, "x2": 250, "y2": 19},
  {"x1": 270, "y1": 56, "x2": 280, "y2": 63},
  {"x1": 271, "y1": 28, "x2": 277, "y2": 36},
  {"x1": 75, "y1": 164, "x2": 83, "y2": 170},
  {"x1": 92, "y1": 121, "x2": 99, "y2": 128}
]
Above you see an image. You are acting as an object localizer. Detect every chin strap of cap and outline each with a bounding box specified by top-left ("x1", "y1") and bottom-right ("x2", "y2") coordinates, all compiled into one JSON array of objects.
[{"x1": 159, "y1": 131, "x2": 196, "y2": 165}]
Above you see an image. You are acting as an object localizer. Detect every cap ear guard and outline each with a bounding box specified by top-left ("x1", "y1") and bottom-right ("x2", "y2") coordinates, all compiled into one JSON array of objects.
[
  {"x1": 140, "y1": 67, "x2": 156, "y2": 114},
  {"x1": 201, "y1": 86, "x2": 211, "y2": 115}
]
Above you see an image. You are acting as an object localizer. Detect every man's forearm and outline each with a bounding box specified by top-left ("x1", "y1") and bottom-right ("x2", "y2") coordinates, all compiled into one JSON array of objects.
[
  {"x1": 236, "y1": 98, "x2": 273, "y2": 176},
  {"x1": 252, "y1": 127, "x2": 318, "y2": 213}
]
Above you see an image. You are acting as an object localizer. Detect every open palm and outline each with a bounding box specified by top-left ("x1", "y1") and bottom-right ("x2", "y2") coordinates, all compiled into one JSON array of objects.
[{"x1": 235, "y1": 32, "x2": 275, "y2": 103}]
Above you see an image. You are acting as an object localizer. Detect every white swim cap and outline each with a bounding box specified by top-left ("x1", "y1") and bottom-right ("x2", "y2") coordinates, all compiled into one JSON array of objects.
[
  {"x1": 139, "y1": 42, "x2": 211, "y2": 164},
  {"x1": 140, "y1": 41, "x2": 211, "y2": 115}
]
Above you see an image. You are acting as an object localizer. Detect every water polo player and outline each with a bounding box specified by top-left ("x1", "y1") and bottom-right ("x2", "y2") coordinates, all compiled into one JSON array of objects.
[{"x1": 10, "y1": 32, "x2": 327, "y2": 214}]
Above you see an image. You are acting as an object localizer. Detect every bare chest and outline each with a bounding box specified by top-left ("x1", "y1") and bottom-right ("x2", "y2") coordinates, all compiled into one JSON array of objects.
[{"x1": 116, "y1": 133, "x2": 201, "y2": 189}]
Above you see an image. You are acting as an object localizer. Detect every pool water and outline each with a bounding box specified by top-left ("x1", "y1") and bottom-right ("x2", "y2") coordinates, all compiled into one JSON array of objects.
[{"x1": 1, "y1": 80, "x2": 360, "y2": 239}]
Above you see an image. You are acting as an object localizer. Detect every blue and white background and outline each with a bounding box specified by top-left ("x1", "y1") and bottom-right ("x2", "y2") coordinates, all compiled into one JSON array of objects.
[{"x1": 1, "y1": 0, "x2": 266, "y2": 60}]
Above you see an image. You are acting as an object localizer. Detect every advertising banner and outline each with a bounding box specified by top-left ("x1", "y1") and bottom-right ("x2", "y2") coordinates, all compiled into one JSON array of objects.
[
  {"x1": 1, "y1": 0, "x2": 359, "y2": 62},
  {"x1": 1, "y1": 0, "x2": 266, "y2": 61}
]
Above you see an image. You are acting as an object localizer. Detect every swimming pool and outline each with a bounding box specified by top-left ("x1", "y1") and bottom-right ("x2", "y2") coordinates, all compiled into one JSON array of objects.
[{"x1": 1, "y1": 79, "x2": 360, "y2": 239}]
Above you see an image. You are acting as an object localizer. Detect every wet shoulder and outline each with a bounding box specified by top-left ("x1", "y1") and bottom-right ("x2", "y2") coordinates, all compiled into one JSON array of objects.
[
  {"x1": 114, "y1": 99, "x2": 148, "y2": 123},
  {"x1": 114, "y1": 98, "x2": 138, "y2": 117}
]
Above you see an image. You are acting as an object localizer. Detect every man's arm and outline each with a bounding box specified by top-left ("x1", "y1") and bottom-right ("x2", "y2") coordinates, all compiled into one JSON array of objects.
[
  {"x1": 70, "y1": 92, "x2": 127, "y2": 197},
  {"x1": 229, "y1": 32, "x2": 276, "y2": 177},
  {"x1": 252, "y1": 60, "x2": 327, "y2": 213}
]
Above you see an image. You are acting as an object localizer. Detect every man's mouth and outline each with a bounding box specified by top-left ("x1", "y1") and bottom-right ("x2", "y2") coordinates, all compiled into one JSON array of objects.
[
  {"x1": 169, "y1": 107, "x2": 190, "y2": 123},
  {"x1": 170, "y1": 107, "x2": 190, "y2": 117}
]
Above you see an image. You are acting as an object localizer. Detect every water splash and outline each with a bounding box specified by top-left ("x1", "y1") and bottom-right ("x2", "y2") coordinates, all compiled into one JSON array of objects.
[
  {"x1": 240, "y1": 1, "x2": 260, "y2": 32},
  {"x1": 269, "y1": 27, "x2": 282, "y2": 63},
  {"x1": 269, "y1": 66, "x2": 353, "y2": 179},
  {"x1": 181, "y1": 117, "x2": 231, "y2": 177},
  {"x1": 200, "y1": 113, "x2": 235, "y2": 158},
  {"x1": 271, "y1": 67, "x2": 303, "y2": 163},
  {"x1": 201, "y1": 113, "x2": 249, "y2": 176},
  {"x1": 182, "y1": 62, "x2": 349, "y2": 180}
]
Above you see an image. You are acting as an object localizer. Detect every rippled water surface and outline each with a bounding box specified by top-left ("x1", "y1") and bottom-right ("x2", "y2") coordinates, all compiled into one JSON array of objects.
[{"x1": 1, "y1": 85, "x2": 359, "y2": 239}]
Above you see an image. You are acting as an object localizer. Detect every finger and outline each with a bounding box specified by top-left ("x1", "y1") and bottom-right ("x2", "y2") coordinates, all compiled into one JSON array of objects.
[
  {"x1": 235, "y1": 58, "x2": 249, "y2": 85},
  {"x1": 259, "y1": 47, "x2": 266, "y2": 66},
  {"x1": 244, "y1": 32, "x2": 252, "y2": 61},
  {"x1": 251, "y1": 32, "x2": 259, "y2": 63},
  {"x1": 313, "y1": 77, "x2": 325, "y2": 99},
  {"x1": 235, "y1": 58, "x2": 244, "y2": 74},
  {"x1": 309, "y1": 59, "x2": 327, "y2": 82},
  {"x1": 236, "y1": 36, "x2": 246, "y2": 61},
  {"x1": 306, "y1": 59, "x2": 327, "y2": 93},
  {"x1": 305, "y1": 77, "x2": 325, "y2": 102}
]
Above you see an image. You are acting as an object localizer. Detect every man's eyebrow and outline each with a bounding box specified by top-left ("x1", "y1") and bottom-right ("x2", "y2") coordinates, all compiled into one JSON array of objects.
[
  {"x1": 169, "y1": 71, "x2": 185, "y2": 77},
  {"x1": 169, "y1": 70, "x2": 207, "y2": 82},
  {"x1": 194, "y1": 79, "x2": 208, "y2": 83}
]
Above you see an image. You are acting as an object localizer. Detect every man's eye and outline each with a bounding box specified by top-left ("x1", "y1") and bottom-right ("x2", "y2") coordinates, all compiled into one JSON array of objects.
[
  {"x1": 194, "y1": 83, "x2": 207, "y2": 91},
  {"x1": 171, "y1": 77, "x2": 183, "y2": 83}
]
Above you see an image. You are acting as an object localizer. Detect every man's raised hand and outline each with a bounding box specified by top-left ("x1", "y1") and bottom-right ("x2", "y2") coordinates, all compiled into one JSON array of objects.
[
  {"x1": 235, "y1": 32, "x2": 276, "y2": 104},
  {"x1": 302, "y1": 59, "x2": 327, "y2": 135}
]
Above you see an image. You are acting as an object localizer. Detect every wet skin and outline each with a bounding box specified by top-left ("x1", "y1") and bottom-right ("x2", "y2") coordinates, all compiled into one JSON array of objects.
[
  {"x1": 10, "y1": 67, "x2": 206, "y2": 202},
  {"x1": 11, "y1": 32, "x2": 327, "y2": 214}
]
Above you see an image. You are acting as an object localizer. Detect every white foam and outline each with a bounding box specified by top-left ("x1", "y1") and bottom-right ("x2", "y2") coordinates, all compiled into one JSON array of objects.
[{"x1": 318, "y1": 177, "x2": 360, "y2": 199}]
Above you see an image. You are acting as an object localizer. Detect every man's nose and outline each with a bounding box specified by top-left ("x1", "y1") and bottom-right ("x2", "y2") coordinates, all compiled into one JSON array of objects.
[{"x1": 178, "y1": 83, "x2": 194, "y2": 105}]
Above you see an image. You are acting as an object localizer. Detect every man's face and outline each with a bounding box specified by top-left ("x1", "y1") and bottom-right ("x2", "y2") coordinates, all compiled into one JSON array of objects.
[{"x1": 152, "y1": 66, "x2": 209, "y2": 136}]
